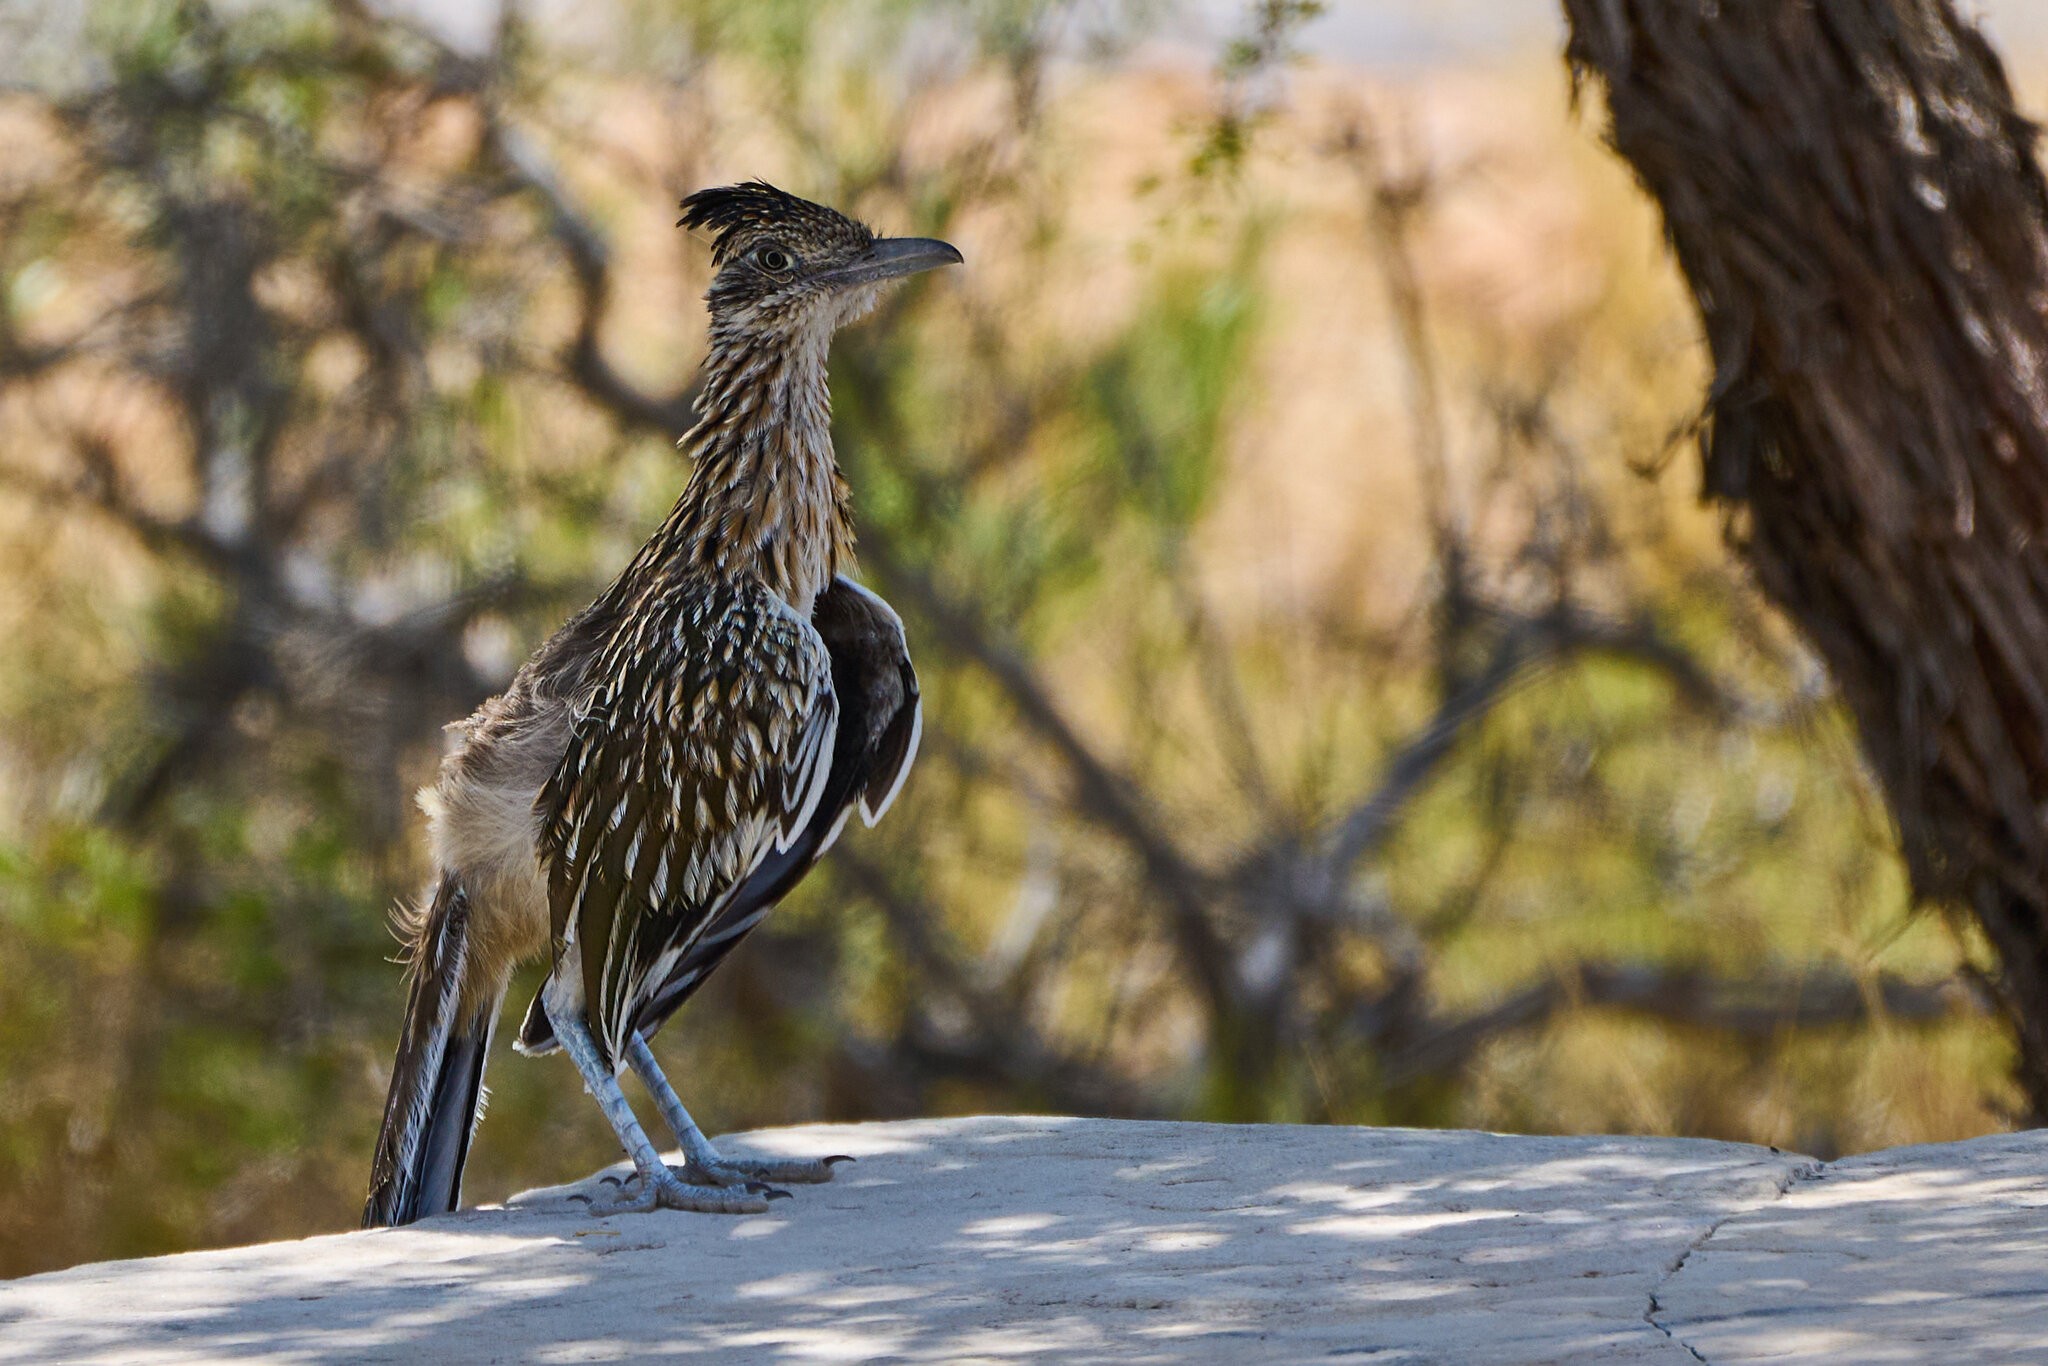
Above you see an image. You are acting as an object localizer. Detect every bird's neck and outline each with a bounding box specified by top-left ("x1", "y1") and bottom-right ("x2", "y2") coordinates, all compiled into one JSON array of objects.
[{"x1": 646, "y1": 319, "x2": 854, "y2": 617}]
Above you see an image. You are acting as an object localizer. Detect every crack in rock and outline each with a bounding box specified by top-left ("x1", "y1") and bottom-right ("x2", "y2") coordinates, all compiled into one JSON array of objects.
[{"x1": 1645, "y1": 1155, "x2": 1826, "y2": 1363}]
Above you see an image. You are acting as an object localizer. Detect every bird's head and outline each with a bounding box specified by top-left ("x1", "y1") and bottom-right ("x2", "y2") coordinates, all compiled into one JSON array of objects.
[{"x1": 679, "y1": 181, "x2": 961, "y2": 339}]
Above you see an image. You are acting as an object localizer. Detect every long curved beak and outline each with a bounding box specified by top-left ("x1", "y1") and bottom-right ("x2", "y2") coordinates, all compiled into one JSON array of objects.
[{"x1": 824, "y1": 236, "x2": 963, "y2": 288}]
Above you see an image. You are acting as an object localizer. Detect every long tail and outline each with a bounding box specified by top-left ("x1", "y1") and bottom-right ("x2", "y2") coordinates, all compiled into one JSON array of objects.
[{"x1": 363, "y1": 873, "x2": 501, "y2": 1227}]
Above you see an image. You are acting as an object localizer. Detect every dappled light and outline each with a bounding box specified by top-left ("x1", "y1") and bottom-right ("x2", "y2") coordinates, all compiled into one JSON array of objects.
[
  {"x1": 0, "y1": 1118, "x2": 1816, "y2": 1363},
  {"x1": 1660, "y1": 1131, "x2": 2048, "y2": 1362},
  {"x1": 5, "y1": 1118, "x2": 2043, "y2": 1362}
]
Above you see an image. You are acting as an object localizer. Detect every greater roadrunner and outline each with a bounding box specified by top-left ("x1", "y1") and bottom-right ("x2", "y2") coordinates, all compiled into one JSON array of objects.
[{"x1": 363, "y1": 182, "x2": 954, "y2": 1226}]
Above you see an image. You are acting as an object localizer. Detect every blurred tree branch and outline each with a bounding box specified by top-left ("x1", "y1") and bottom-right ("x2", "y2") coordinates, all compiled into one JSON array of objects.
[
  {"x1": 1378, "y1": 962, "x2": 1985, "y2": 1087},
  {"x1": 486, "y1": 121, "x2": 701, "y2": 436}
]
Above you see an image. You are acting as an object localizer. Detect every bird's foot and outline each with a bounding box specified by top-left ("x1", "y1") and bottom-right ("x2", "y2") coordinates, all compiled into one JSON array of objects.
[
  {"x1": 683, "y1": 1152, "x2": 854, "y2": 1188},
  {"x1": 581, "y1": 1164, "x2": 788, "y2": 1216}
]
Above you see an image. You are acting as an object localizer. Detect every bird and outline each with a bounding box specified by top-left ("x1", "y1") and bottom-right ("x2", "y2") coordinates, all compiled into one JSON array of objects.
[{"x1": 362, "y1": 181, "x2": 955, "y2": 1226}]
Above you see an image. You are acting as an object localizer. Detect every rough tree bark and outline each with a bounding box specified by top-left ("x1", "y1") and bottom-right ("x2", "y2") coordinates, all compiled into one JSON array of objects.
[{"x1": 1563, "y1": 0, "x2": 2048, "y2": 1117}]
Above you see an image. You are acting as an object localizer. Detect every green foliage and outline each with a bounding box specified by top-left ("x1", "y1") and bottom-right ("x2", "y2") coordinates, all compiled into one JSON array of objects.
[
  {"x1": 1192, "y1": 0, "x2": 1325, "y2": 180},
  {"x1": 1081, "y1": 241, "x2": 1259, "y2": 535}
]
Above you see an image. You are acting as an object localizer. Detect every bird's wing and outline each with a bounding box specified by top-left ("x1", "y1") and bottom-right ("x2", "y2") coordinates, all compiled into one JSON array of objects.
[
  {"x1": 535, "y1": 579, "x2": 837, "y2": 1065},
  {"x1": 619, "y1": 575, "x2": 921, "y2": 1042},
  {"x1": 812, "y1": 576, "x2": 921, "y2": 826}
]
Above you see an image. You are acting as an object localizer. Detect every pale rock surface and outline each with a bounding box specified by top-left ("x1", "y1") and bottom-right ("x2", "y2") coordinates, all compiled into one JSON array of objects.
[
  {"x1": 1656, "y1": 1129, "x2": 2048, "y2": 1364},
  {"x1": 0, "y1": 1117, "x2": 2041, "y2": 1364}
]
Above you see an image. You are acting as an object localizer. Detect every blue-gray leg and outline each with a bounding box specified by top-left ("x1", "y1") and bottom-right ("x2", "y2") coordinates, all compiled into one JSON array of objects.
[
  {"x1": 623, "y1": 1031, "x2": 850, "y2": 1186},
  {"x1": 543, "y1": 994, "x2": 773, "y2": 1215}
]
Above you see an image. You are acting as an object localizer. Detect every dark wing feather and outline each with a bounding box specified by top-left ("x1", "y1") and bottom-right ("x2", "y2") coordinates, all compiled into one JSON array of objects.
[{"x1": 535, "y1": 578, "x2": 836, "y2": 1066}]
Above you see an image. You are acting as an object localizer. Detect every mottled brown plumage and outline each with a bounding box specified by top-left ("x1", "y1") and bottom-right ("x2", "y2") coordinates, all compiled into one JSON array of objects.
[
  {"x1": 541, "y1": 580, "x2": 838, "y2": 1065},
  {"x1": 363, "y1": 183, "x2": 956, "y2": 1227}
]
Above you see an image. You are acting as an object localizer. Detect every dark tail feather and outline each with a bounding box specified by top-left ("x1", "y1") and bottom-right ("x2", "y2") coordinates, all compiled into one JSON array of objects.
[{"x1": 363, "y1": 874, "x2": 499, "y2": 1228}]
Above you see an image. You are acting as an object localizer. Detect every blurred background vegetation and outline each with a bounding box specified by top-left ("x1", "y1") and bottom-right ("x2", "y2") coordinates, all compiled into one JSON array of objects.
[{"x1": 0, "y1": 0, "x2": 2026, "y2": 1276}]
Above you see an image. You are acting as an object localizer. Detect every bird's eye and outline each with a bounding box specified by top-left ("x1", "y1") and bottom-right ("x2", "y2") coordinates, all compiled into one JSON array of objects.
[{"x1": 755, "y1": 246, "x2": 793, "y2": 273}]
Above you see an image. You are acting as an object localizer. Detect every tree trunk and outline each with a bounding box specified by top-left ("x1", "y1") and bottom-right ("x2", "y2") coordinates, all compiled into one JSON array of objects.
[{"x1": 1562, "y1": 0, "x2": 2048, "y2": 1118}]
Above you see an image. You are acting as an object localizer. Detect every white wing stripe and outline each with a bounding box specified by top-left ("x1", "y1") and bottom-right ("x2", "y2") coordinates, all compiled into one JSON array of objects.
[{"x1": 861, "y1": 692, "x2": 921, "y2": 827}]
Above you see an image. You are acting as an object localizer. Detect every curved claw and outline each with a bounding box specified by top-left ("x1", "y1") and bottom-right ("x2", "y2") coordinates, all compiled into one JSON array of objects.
[
  {"x1": 588, "y1": 1166, "x2": 772, "y2": 1217},
  {"x1": 823, "y1": 1154, "x2": 856, "y2": 1167},
  {"x1": 571, "y1": 1171, "x2": 628, "y2": 1206}
]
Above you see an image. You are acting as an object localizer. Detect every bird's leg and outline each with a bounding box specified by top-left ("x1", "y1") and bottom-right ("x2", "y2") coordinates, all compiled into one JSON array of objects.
[
  {"x1": 544, "y1": 993, "x2": 776, "y2": 1215},
  {"x1": 624, "y1": 1031, "x2": 850, "y2": 1186}
]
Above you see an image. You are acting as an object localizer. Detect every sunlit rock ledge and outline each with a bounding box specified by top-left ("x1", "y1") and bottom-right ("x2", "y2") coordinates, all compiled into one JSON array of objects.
[{"x1": 1, "y1": 1117, "x2": 2043, "y2": 1364}]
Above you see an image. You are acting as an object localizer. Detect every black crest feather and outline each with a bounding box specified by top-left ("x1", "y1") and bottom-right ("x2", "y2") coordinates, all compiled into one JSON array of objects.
[{"x1": 677, "y1": 181, "x2": 872, "y2": 265}]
